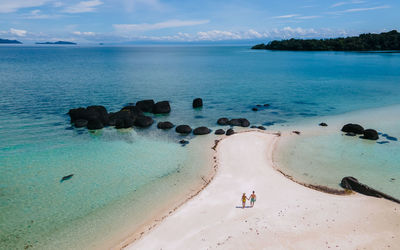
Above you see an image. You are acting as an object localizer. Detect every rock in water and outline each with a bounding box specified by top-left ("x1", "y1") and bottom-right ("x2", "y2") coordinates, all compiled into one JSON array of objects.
[
  {"x1": 340, "y1": 176, "x2": 400, "y2": 204},
  {"x1": 217, "y1": 118, "x2": 230, "y2": 125},
  {"x1": 228, "y1": 118, "x2": 250, "y2": 127},
  {"x1": 87, "y1": 119, "x2": 104, "y2": 130},
  {"x1": 215, "y1": 129, "x2": 225, "y2": 135},
  {"x1": 341, "y1": 123, "x2": 364, "y2": 134},
  {"x1": 176, "y1": 125, "x2": 192, "y2": 134},
  {"x1": 87, "y1": 105, "x2": 109, "y2": 125},
  {"x1": 252, "y1": 108, "x2": 258, "y2": 111},
  {"x1": 179, "y1": 140, "x2": 189, "y2": 146},
  {"x1": 134, "y1": 116, "x2": 154, "y2": 128},
  {"x1": 258, "y1": 126, "x2": 266, "y2": 130},
  {"x1": 226, "y1": 128, "x2": 235, "y2": 136},
  {"x1": 319, "y1": 122, "x2": 328, "y2": 127},
  {"x1": 362, "y1": 129, "x2": 379, "y2": 140},
  {"x1": 157, "y1": 121, "x2": 174, "y2": 129},
  {"x1": 74, "y1": 119, "x2": 88, "y2": 128},
  {"x1": 192, "y1": 98, "x2": 203, "y2": 108},
  {"x1": 136, "y1": 100, "x2": 155, "y2": 112},
  {"x1": 60, "y1": 174, "x2": 74, "y2": 182},
  {"x1": 153, "y1": 101, "x2": 171, "y2": 114},
  {"x1": 193, "y1": 126, "x2": 211, "y2": 135}
]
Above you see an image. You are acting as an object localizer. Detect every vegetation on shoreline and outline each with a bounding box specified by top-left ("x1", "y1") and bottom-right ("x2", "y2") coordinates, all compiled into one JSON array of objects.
[
  {"x1": 36, "y1": 41, "x2": 77, "y2": 45},
  {"x1": 252, "y1": 30, "x2": 400, "y2": 51},
  {"x1": 0, "y1": 38, "x2": 22, "y2": 44}
]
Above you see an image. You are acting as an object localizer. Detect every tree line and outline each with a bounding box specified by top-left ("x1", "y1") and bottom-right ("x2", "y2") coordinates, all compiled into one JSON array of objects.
[{"x1": 252, "y1": 30, "x2": 400, "y2": 51}]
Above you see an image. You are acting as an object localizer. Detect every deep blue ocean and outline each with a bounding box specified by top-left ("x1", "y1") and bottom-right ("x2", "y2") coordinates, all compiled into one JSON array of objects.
[{"x1": 1, "y1": 45, "x2": 400, "y2": 249}]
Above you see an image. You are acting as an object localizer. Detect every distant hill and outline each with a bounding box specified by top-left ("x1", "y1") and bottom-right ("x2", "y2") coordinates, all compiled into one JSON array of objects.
[
  {"x1": 0, "y1": 38, "x2": 22, "y2": 44},
  {"x1": 252, "y1": 30, "x2": 400, "y2": 51},
  {"x1": 36, "y1": 41, "x2": 77, "y2": 45}
]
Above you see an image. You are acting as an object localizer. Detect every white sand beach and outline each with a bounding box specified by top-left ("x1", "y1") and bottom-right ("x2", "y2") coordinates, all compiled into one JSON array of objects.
[{"x1": 125, "y1": 131, "x2": 400, "y2": 250}]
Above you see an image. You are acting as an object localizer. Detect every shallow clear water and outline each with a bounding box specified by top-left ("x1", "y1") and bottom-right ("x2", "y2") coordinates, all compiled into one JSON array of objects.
[{"x1": 1, "y1": 46, "x2": 400, "y2": 249}]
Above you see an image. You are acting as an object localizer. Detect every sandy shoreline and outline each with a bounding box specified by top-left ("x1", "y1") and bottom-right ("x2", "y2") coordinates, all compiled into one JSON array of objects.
[{"x1": 125, "y1": 131, "x2": 400, "y2": 250}]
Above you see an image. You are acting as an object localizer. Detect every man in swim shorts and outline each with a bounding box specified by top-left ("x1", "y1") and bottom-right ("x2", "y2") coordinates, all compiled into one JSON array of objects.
[{"x1": 250, "y1": 191, "x2": 256, "y2": 207}]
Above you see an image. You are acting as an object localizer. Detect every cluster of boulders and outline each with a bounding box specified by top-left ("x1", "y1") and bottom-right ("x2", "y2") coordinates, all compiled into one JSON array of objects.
[
  {"x1": 217, "y1": 117, "x2": 250, "y2": 127},
  {"x1": 341, "y1": 123, "x2": 379, "y2": 140},
  {"x1": 68, "y1": 100, "x2": 171, "y2": 130}
]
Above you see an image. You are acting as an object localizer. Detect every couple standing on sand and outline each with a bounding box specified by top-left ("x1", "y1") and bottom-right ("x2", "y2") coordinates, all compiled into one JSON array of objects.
[{"x1": 241, "y1": 191, "x2": 256, "y2": 208}]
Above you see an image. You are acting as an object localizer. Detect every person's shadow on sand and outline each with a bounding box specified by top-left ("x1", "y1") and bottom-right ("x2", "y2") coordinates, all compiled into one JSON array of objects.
[{"x1": 235, "y1": 206, "x2": 252, "y2": 208}]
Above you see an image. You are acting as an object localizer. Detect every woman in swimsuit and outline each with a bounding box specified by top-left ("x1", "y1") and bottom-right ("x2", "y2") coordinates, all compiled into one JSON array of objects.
[
  {"x1": 250, "y1": 191, "x2": 256, "y2": 207},
  {"x1": 241, "y1": 193, "x2": 248, "y2": 208}
]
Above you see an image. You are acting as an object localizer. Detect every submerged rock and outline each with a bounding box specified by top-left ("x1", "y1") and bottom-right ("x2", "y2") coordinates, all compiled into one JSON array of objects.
[
  {"x1": 226, "y1": 128, "x2": 235, "y2": 136},
  {"x1": 292, "y1": 131, "x2": 301, "y2": 135},
  {"x1": 153, "y1": 101, "x2": 171, "y2": 114},
  {"x1": 252, "y1": 108, "x2": 258, "y2": 111},
  {"x1": 341, "y1": 123, "x2": 364, "y2": 134},
  {"x1": 215, "y1": 129, "x2": 225, "y2": 135},
  {"x1": 193, "y1": 126, "x2": 211, "y2": 135},
  {"x1": 136, "y1": 100, "x2": 155, "y2": 112},
  {"x1": 60, "y1": 174, "x2": 74, "y2": 182},
  {"x1": 258, "y1": 126, "x2": 266, "y2": 130},
  {"x1": 319, "y1": 122, "x2": 328, "y2": 127},
  {"x1": 176, "y1": 125, "x2": 192, "y2": 134},
  {"x1": 217, "y1": 118, "x2": 230, "y2": 125},
  {"x1": 192, "y1": 98, "x2": 203, "y2": 108},
  {"x1": 157, "y1": 121, "x2": 174, "y2": 129},
  {"x1": 179, "y1": 140, "x2": 189, "y2": 146},
  {"x1": 362, "y1": 129, "x2": 379, "y2": 140}
]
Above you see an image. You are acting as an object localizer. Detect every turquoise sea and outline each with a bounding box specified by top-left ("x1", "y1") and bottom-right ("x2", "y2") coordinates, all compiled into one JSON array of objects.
[{"x1": 1, "y1": 45, "x2": 400, "y2": 249}]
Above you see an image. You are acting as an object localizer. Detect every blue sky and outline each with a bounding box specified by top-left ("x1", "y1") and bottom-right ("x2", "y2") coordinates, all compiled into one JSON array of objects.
[{"x1": 0, "y1": 0, "x2": 399, "y2": 43}]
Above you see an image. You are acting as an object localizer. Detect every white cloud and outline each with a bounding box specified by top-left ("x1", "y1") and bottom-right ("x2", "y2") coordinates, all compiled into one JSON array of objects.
[
  {"x1": 0, "y1": 0, "x2": 51, "y2": 13},
  {"x1": 339, "y1": 5, "x2": 390, "y2": 13},
  {"x1": 63, "y1": 0, "x2": 103, "y2": 13},
  {"x1": 23, "y1": 9, "x2": 61, "y2": 19},
  {"x1": 272, "y1": 14, "x2": 299, "y2": 19},
  {"x1": 297, "y1": 16, "x2": 321, "y2": 20},
  {"x1": 10, "y1": 28, "x2": 27, "y2": 37},
  {"x1": 331, "y1": 1, "x2": 365, "y2": 8},
  {"x1": 73, "y1": 31, "x2": 96, "y2": 36},
  {"x1": 114, "y1": 20, "x2": 210, "y2": 32}
]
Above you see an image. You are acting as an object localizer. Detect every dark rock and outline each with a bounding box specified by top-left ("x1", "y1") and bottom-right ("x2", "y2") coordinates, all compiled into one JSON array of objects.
[
  {"x1": 340, "y1": 176, "x2": 400, "y2": 204},
  {"x1": 87, "y1": 119, "x2": 104, "y2": 130},
  {"x1": 226, "y1": 128, "x2": 235, "y2": 136},
  {"x1": 362, "y1": 129, "x2": 379, "y2": 140},
  {"x1": 176, "y1": 125, "x2": 192, "y2": 134},
  {"x1": 341, "y1": 123, "x2": 364, "y2": 134},
  {"x1": 192, "y1": 98, "x2": 203, "y2": 108},
  {"x1": 264, "y1": 104, "x2": 270, "y2": 107},
  {"x1": 292, "y1": 131, "x2": 301, "y2": 135},
  {"x1": 121, "y1": 105, "x2": 144, "y2": 117},
  {"x1": 193, "y1": 126, "x2": 211, "y2": 135},
  {"x1": 136, "y1": 100, "x2": 155, "y2": 112},
  {"x1": 377, "y1": 141, "x2": 389, "y2": 144},
  {"x1": 228, "y1": 118, "x2": 250, "y2": 127},
  {"x1": 109, "y1": 110, "x2": 135, "y2": 128},
  {"x1": 157, "y1": 121, "x2": 174, "y2": 129},
  {"x1": 250, "y1": 125, "x2": 257, "y2": 128},
  {"x1": 153, "y1": 101, "x2": 171, "y2": 114},
  {"x1": 68, "y1": 107, "x2": 99, "y2": 123},
  {"x1": 60, "y1": 174, "x2": 74, "y2": 182},
  {"x1": 258, "y1": 126, "x2": 266, "y2": 130},
  {"x1": 217, "y1": 118, "x2": 230, "y2": 125},
  {"x1": 87, "y1": 105, "x2": 109, "y2": 125},
  {"x1": 74, "y1": 119, "x2": 88, "y2": 128},
  {"x1": 256, "y1": 104, "x2": 262, "y2": 107},
  {"x1": 319, "y1": 122, "x2": 328, "y2": 127},
  {"x1": 215, "y1": 129, "x2": 225, "y2": 135},
  {"x1": 252, "y1": 107, "x2": 258, "y2": 111},
  {"x1": 179, "y1": 140, "x2": 189, "y2": 146},
  {"x1": 134, "y1": 116, "x2": 154, "y2": 128}
]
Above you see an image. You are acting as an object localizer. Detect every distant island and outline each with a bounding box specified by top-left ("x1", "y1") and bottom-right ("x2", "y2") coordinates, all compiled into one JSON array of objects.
[
  {"x1": 252, "y1": 30, "x2": 400, "y2": 51},
  {"x1": 0, "y1": 38, "x2": 22, "y2": 44},
  {"x1": 36, "y1": 41, "x2": 77, "y2": 45}
]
